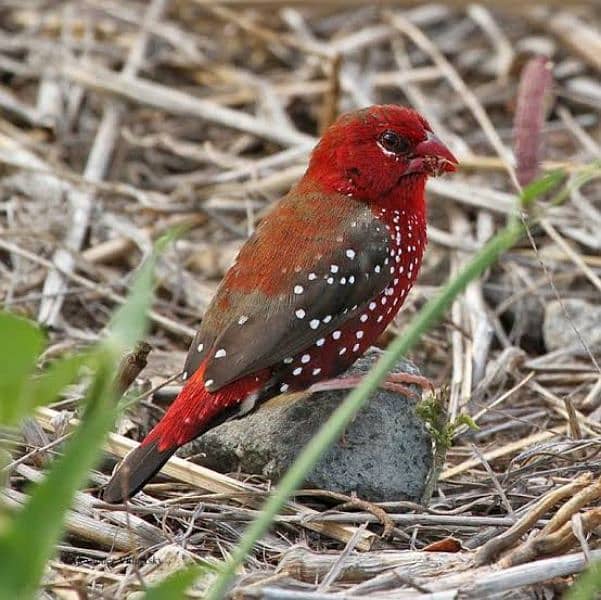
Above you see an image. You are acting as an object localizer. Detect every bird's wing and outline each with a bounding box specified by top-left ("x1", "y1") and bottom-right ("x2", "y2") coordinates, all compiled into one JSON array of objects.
[{"x1": 183, "y1": 193, "x2": 393, "y2": 391}]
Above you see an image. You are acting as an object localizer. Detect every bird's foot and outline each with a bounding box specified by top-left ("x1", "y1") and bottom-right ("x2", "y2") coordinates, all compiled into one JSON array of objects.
[{"x1": 308, "y1": 372, "x2": 434, "y2": 400}]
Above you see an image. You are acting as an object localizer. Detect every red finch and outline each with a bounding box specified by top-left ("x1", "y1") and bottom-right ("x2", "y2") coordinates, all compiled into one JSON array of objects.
[{"x1": 104, "y1": 105, "x2": 457, "y2": 502}]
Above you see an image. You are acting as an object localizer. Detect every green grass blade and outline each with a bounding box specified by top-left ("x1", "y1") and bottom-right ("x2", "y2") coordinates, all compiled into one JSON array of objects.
[
  {"x1": 0, "y1": 248, "x2": 159, "y2": 598},
  {"x1": 565, "y1": 561, "x2": 601, "y2": 600},
  {"x1": 203, "y1": 163, "x2": 601, "y2": 599},
  {"x1": 520, "y1": 169, "x2": 565, "y2": 207},
  {"x1": 0, "y1": 312, "x2": 45, "y2": 425},
  {"x1": 203, "y1": 165, "x2": 601, "y2": 599},
  {"x1": 108, "y1": 251, "x2": 156, "y2": 352},
  {"x1": 144, "y1": 565, "x2": 213, "y2": 600},
  {"x1": 204, "y1": 217, "x2": 525, "y2": 600},
  {"x1": 0, "y1": 352, "x2": 117, "y2": 598}
]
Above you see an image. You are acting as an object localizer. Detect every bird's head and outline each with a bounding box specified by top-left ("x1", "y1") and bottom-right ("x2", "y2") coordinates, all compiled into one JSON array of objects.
[{"x1": 306, "y1": 105, "x2": 458, "y2": 201}]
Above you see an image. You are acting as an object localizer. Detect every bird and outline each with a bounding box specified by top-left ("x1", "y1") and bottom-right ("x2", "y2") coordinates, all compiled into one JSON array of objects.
[{"x1": 103, "y1": 105, "x2": 458, "y2": 503}]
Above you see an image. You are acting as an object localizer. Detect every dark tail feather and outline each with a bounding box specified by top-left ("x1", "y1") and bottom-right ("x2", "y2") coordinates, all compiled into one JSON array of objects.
[{"x1": 103, "y1": 440, "x2": 175, "y2": 503}]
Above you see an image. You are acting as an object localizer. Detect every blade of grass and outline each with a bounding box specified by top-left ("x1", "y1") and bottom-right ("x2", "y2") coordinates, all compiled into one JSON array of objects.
[
  {"x1": 204, "y1": 166, "x2": 601, "y2": 600},
  {"x1": 0, "y1": 351, "x2": 116, "y2": 597},
  {"x1": 0, "y1": 312, "x2": 45, "y2": 425},
  {"x1": 566, "y1": 561, "x2": 601, "y2": 600},
  {"x1": 0, "y1": 246, "x2": 159, "y2": 598},
  {"x1": 144, "y1": 564, "x2": 216, "y2": 599},
  {"x1": 203, "y1": 216, "x2": 525, "y2": 600}
]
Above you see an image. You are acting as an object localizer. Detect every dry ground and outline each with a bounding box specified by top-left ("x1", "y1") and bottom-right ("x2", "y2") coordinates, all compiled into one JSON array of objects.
[{"x1": 1, "y1": 1, "x2": 600, "y2": 598}]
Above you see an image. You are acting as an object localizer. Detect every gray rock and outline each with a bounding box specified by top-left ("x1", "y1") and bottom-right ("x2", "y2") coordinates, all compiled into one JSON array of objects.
[
  {"x1": 543, "y1": 299, "x2": 601, "y2": 354},
  {"x1": 180, "y1": 349, "x2": 433, "y2": 502},
  {"x1": 485, "y1": 245, "x2": 579, "y2": 353},
  {"x1": 485, "y1": 267, "x2": 546, "y2": 351}
]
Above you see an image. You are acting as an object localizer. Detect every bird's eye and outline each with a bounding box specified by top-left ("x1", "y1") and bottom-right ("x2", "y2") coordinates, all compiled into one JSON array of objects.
[{"x1": 378, "y1": 130, "x2": 410, "y2": 155}]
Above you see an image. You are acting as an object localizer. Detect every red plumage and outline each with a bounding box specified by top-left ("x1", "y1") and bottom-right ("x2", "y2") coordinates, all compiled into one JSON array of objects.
[{"x1": 103, "y1": 105, "x2": 457, "y2": 503}]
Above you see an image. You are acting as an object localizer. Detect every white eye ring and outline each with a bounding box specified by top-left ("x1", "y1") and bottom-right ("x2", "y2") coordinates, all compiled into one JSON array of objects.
[{"x1": 378, "y1": 130, "x2": 410, "y2": 155}]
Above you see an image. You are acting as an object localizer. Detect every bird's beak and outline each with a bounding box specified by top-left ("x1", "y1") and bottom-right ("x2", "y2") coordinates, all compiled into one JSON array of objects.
[{"x1": 408, "y1": 132, "x2": 459, "y2": 176}]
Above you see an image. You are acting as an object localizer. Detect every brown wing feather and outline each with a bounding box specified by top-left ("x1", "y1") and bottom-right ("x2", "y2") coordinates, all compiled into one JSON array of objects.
[{"x1": 184, "y1": 191, "x2": 392, "y2": 390}]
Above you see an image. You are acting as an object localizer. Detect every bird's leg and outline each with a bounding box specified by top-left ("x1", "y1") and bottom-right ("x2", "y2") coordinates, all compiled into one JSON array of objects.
[{"x1": 308, "y1": 372, "x2": 434, "y2": 400}]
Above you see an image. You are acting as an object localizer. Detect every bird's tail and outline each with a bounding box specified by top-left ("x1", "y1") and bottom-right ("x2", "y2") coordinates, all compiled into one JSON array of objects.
[
  {"x1": 103, "y1": 362, "x2": 265, "y2": 503},
  {"x1": 103, "y1": 364, "x2": 213, "y2": 503},
  {"x1": 102, "y1": 439, "x2": 175, "y2": 503}
]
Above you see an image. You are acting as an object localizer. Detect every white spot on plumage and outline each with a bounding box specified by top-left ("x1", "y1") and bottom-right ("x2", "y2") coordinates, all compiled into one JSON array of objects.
[
  {"x1": 377, "y1": 315, "x2": 384, "y2": 323},
  {"x1": 301, "y1": 354, "x2": 311, "y2": 364},
  {"x1": 353, "y1": 343, "x2": 360, "y2": 352},
  {"x1": 283, "y1": 357, "x2": 293, "y2": 364},
  {"x1": 330, "y1": 264, "x2": 339, "y2": 273},
  {"x1": 369, "y1": 302, "x2": 376, "y2": 311},
  {"x1": 360, "y1": 313, "x2": 368, "y2": 322},
  {"x1": 316, "y1": 337, "x2": 325, "y2": 346},
  {"x1": 346, "y1": 249, "x2": 356, "y2": 260},
  {"x1": 374, "y1": 265, "x2": 381, "y2": 273},
  {"x1": 294, "y1": 285, "x2": 304, "y2": 295},
  {"x1": 332, "y1": 330, "x2": 341, "y2": 340},
  {"x1": 339, "y1": 347, "x2": 347, "y2": 355},
  {"x1": 310, "y1": 319, "x2": 320, "y2": 329},
  {"x1": 215, "y1": 348, "x2": 226, "y2": 358},
  {"x1": 308, "y1": 272, "x2": 317, "y2": 280},
  {"x1": 356, "y1": 330, "x2": 364, "y2": 339},
  {"x1": 382, "y1": 297, "x2": 387, "y2": 305},
  {"x1": 238, "y1": 315, "x2": 249, "y2": 325},
  {"x1": 340, "y1": 277, "x2": 346, "y2": 285},
  {"x1": 327, "y1": 277, "x2": 334, "y2": 285},
  {"x1": 296, "y1": 308, "x2": 306, "y2": 319},
  {"x1": 323, "y1": 315, "x2": 332, "y2": 323},
  {"x1": 280, "y1": 383, "x2": 289, "y2": 392},
  {"x1": 182, "y1": 371, "x2": 188, "y2": 381},
  {"x1": 349, "y1": 275, "x2": 355, "y2": 284},
  {"x1": 197, "y1": 343, "x2": 204, "y2": 352},
  {"x1": 313, "y1": 367, "x2": 322, "y2": 376},
  {"x1": 293, "y1": 367, "x2": 302, "y2": 376},
  {"x1": 205, "y1": 379, "x2": 214, "y2": 387}
]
